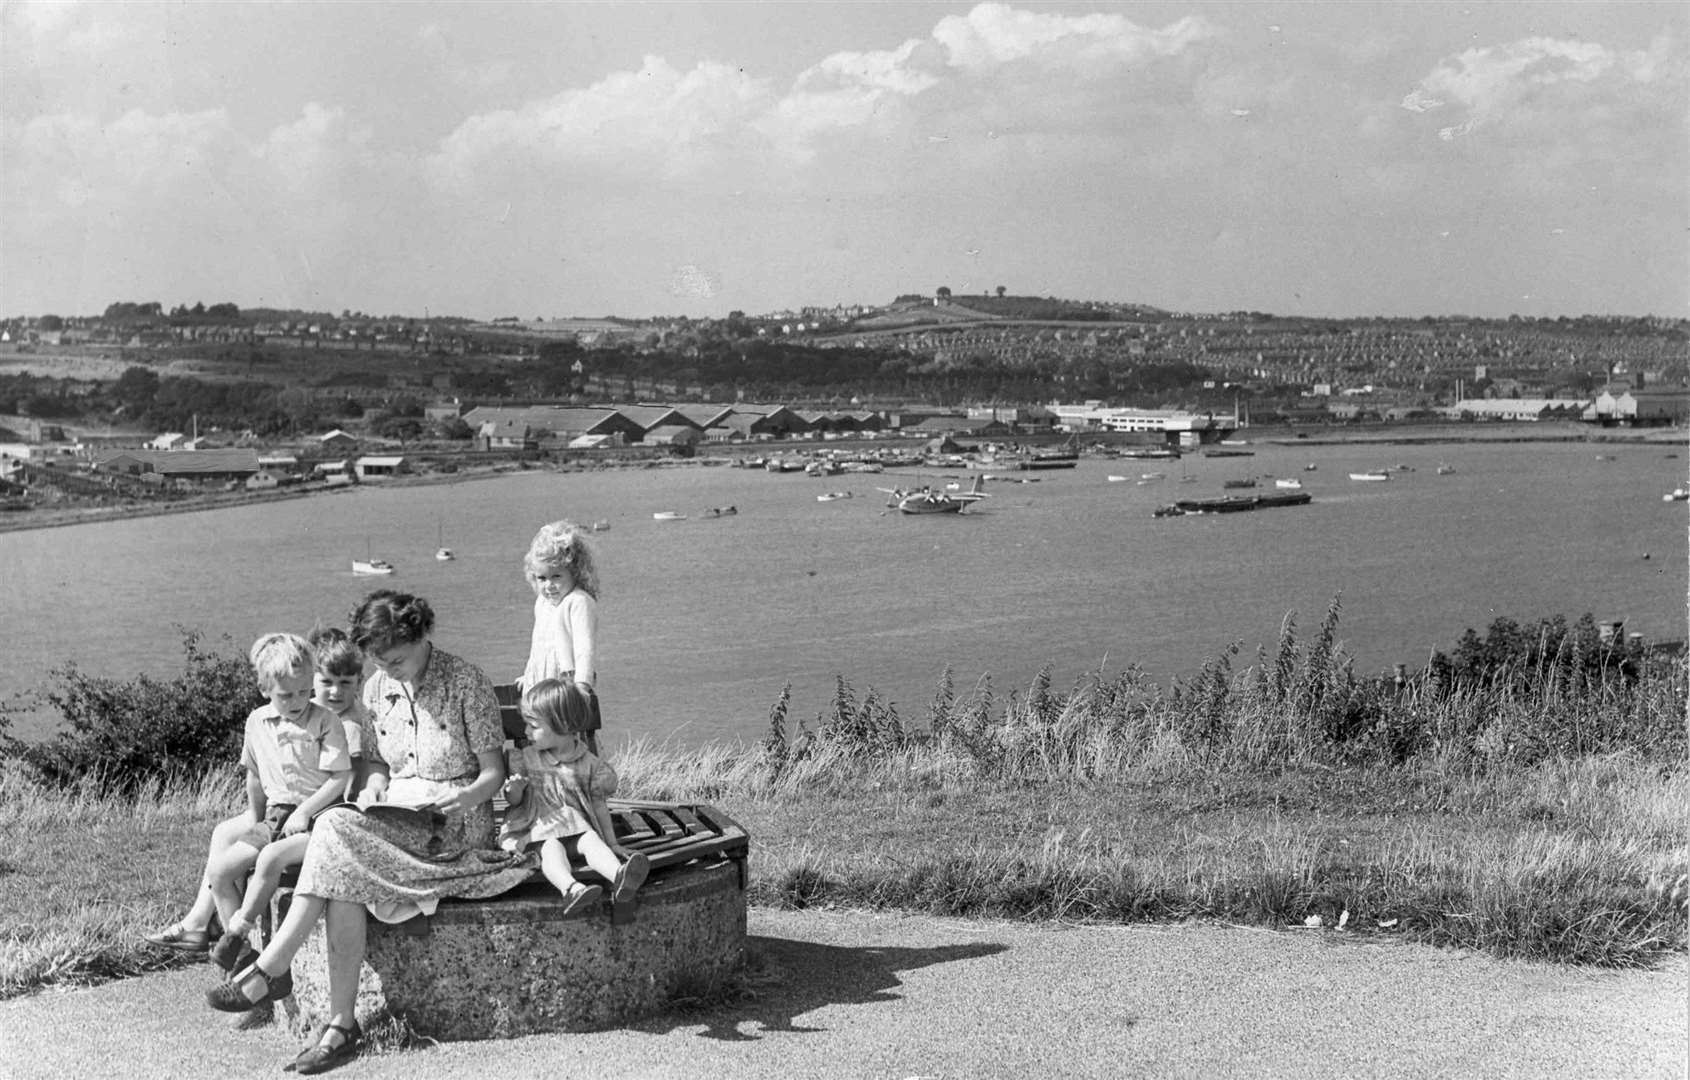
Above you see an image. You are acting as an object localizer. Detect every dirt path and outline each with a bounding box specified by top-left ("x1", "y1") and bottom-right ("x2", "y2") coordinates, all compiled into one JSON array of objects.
[{"x1": 3, "y1": 908, "x2": 1683, "y2": 1079}]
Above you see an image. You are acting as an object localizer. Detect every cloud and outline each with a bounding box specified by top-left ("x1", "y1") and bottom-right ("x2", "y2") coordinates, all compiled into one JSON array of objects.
[
  {"x1": 930, "y1": 3, "x2": 1214, "y2": 71},
  {"x1": 429, "y1": 55, "x2": 772, "y2": 189},
  {"x1": 417, "y1": 20, "x2": 513, "y2": 90},
  {"x1": 15, "y1": 107, "x2": 233, "y2": 209},
  {"x1": 252, "y1": 103, "x2": 363, "y2": 194},
  {"x1": 428, "y1": 3, "x2": 1221, "y2": 187},
  {"x1": 1401, "y1": 34, "x2": 1683, "y2": 131}
]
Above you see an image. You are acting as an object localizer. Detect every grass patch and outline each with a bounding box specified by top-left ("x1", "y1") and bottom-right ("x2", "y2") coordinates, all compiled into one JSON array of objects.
[{"x1": 3, "y1": 608, "x2": 1685, "y2": 997}]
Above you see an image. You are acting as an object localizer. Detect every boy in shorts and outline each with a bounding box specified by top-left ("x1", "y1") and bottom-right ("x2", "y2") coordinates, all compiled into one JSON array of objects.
[{"x1": 209, "y1": 628, "x2": 366, "y2": 969}]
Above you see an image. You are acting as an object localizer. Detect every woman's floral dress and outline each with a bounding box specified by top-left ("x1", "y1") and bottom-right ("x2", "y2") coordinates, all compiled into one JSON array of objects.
[{"x1": 295, "y1": 645, "x2": 531, "y2": 921}]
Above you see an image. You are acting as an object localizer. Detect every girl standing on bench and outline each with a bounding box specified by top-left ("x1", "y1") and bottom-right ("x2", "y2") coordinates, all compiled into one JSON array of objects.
[
  {"x1": 499, "y1": 678, "x2": 649, "y2": 915},
  {"x1": 518, "y1": 520, "x2": 602, "y2": 754}
]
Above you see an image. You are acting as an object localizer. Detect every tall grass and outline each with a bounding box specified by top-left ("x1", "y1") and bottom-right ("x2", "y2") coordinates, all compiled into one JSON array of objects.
[{"x1": 3, "y1": 604, "x2": 1684, "y2": 998}]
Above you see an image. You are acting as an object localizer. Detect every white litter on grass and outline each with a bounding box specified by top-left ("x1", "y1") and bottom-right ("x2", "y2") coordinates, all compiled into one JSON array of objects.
[
  {"x1": 1378, "y1": 918, "x2": 1399, "y2": 929},
  {"x1": 1302, "y1": 915, "x2": 1323, "y2": 928},
  {"x1": 1338, "y1": 909, "x2": 1351, "y2": 930}
]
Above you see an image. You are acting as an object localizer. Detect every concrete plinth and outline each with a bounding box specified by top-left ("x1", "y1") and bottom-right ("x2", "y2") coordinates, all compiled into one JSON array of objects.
[{"x1": 285, "y1": 858, "x2": 746, "y2": 1040}]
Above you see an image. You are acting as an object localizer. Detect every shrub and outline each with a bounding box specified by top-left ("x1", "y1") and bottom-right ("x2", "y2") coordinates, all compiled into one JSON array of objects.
[{"x1": 4, "y1": 629, "x2": 259, "y2": 790}]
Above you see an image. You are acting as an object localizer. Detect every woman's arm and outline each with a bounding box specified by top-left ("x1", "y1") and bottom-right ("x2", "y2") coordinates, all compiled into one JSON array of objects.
[
  {"x1": 433, "y1": 748, "x2": 505, "y2": 817},
  {"x1": 354, "y1": 760, "x2": 391, "y2": 807}
]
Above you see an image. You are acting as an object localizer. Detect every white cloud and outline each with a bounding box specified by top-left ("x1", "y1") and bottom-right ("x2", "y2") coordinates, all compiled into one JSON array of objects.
[
  {"x1": 931, "y1": 3, "x2": 1215, "y2": 71},
  {"x1": 252, "y1": 103, "x2": 368, "y2": 196},
  {"x1": 429, "y1": 3, "x2": 1222, "y2": 187},
  {"x1": 429, "y1": 55, "x2": 772, "y2": 188},
  {"x1": 417, "y1": 20, "x2": 513, "y2": 90},
  {"x1": 16, "y1": 107, "x2": 233, "y2": 208},
  {"x1": 1404, "y1": 34, "x2": 1681, "y2": 126}
]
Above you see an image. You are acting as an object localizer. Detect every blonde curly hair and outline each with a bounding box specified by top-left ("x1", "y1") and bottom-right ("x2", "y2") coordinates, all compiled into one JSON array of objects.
[{"x1": 523, "y1": 520, "x2": 600, "y2": 599}]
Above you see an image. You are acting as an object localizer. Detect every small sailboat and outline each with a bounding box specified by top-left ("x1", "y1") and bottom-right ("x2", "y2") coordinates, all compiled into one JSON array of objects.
[
  {"x1": 435, "y1": 521, "x2": 455, "y2": 561},
  {"x1": 652, "y1": 510, "x2": 687, "y2": 521},
  {"x1": 353, "y1": 539, "x2": 394, "y2": 575},
  {"x1": 1436, "y1": 463, "x2": 1456, "y2": 475},
  {"x1": 1275, "y1": 477, "x2": 1303, "y2": 490}
]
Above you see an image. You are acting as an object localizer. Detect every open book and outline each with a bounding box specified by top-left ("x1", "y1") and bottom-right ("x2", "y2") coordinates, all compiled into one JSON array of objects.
[{"x1": 313, "y1": 796, "x2": 446, "y2": 830}]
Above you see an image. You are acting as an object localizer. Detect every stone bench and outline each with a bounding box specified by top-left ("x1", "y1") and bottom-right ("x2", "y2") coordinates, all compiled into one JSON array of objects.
[
  {"x1": 278, "y1": 800, "x2": 749, "y2": 1040},
  {"x1": 270, "y1": 684, "x2": 751, "y2": 1041}
]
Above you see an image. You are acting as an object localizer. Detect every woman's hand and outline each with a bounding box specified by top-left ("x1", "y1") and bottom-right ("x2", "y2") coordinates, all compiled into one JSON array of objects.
[
  {"x1": 502, "y1": 776, "x2": 528, "y2": 804},
  {"x1": 431, "y1": 788, "x2": 471, "y2": 816}
]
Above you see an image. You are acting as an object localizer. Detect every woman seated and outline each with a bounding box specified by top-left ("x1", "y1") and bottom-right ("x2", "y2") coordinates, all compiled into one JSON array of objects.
[{"x1": 205, "y1": 589, "x2": 532, "y2": 1074}]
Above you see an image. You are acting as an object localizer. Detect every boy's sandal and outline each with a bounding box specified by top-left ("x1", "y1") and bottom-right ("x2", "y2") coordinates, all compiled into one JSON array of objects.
[
  {"x1": 209, "y1": 931, "x2": 258, "y2": 973},
  {"x1": 559, "y1": 883, "x2": 603, "y2": 917},
  {"x1": 143, "y1": 922, "x2": 213, "y2": 952},
  {"x1": 612, "y1": 852, "x2": 650, "y2": 903},
  {"x1": 288, "y1": 1021, "x2": 361, "y2": 1075},
  {"x1": 206, "y1": 961, "x2": 293, "y2": 1012}
]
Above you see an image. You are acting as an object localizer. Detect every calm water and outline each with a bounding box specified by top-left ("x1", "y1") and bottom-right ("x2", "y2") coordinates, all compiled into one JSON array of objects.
[{"x1": 2, "y1": 441, "x2": 1685, "y2": 748}]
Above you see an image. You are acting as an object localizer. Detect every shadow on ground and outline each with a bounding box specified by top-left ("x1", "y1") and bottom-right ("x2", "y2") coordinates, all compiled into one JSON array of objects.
[{"x1": 634, "y1": 934, "x2": 1010, "y2": 1042}]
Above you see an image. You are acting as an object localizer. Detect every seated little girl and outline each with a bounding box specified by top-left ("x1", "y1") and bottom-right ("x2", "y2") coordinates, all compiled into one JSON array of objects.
[{"x1": 498, "y1": 678, "x2": 648, "y2": 915}]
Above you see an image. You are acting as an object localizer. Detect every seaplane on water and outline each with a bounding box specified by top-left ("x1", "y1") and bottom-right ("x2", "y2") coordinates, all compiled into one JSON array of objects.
[{"x1": 877, "y1": 475, "x2": 991, "y2": 515}]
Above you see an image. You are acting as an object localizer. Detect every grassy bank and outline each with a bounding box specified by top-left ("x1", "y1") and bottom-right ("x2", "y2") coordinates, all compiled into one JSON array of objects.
[{"x1": 3, "y1": 613, "x2": 1684, "y2": 998}]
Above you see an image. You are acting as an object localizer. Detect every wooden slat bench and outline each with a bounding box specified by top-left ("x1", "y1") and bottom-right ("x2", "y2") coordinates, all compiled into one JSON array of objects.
[{"x1": 489, "y1": 682, "x2": 749, "y2": 914}]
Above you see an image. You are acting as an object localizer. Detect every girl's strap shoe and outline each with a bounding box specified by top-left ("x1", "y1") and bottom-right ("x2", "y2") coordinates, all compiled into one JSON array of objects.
[
  {"x1": 560, "y1": 882, "x2": 603, "y2": 917},
  {"x1": 206, "y1": 962, "x2": 293, "y2": 1012},
  {"x1": 612, "y1": 852, "x2": 650, "y2": 903},
  {"x1": 143, "y1": 923, "x2": 213, "y2": 952},
  {"x1": 209, "y1": 931, "x2": 258, "y2": 973}
]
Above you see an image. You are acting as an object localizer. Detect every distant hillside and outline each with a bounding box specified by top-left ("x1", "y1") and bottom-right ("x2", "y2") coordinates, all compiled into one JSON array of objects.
[{"x1": 943, "y1": 295, "x2": 1167, "y2": 321}]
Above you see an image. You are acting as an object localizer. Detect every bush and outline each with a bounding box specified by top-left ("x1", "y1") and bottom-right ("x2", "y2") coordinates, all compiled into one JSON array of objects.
[{"x1": 3, "y1": 629, "x2": 259, "y2": 790}]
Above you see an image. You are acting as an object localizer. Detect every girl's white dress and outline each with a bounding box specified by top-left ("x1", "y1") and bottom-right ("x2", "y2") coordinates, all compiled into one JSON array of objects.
[
  {"x1": 522, "y1": 589, "x2": 598, "y2": 688},
  {"x1": 498, "y1": 743, "x2": 618, "y2": 851}
]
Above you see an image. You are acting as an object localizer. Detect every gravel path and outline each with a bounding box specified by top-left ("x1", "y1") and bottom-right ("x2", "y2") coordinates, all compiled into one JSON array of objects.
[{"x1": 3, "y1": 908, "x2": 1683, "y2": 1079}]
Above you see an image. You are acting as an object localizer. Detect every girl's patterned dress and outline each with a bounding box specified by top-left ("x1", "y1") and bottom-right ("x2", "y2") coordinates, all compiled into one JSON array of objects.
[
  {"x1": 497, "y1": 743, "x2": 618, "y2": 853},
  {"x1": 295, "y1": 645, "x2": 531, "y2": 922}
]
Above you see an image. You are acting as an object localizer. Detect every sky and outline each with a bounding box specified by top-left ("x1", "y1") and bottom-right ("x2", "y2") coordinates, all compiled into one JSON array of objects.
[{"x1": 2, "y1": 1, "x2": 1685, "y2": 321}]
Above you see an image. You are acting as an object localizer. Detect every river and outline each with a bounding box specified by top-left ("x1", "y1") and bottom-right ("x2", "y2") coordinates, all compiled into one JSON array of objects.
[{"x1": 2, "y1": 439, "x2": 1684, "y2": 748}]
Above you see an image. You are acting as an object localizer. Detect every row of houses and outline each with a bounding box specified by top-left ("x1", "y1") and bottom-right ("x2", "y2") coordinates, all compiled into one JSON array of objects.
[
  {"x1": 459, "y1": 403, "x2": 1062, "y2": 451},
  {"x1": 65, "y1": 448, "x2": 410, "y2": 489}
]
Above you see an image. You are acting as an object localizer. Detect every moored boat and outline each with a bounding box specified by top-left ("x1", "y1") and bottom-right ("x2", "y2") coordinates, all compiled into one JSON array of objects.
[
  {"x1": 1349, "y1": 471, "x2": 1391, "y2": 482},
  {"x1": 653, "y1": 511, "x2": 687, "y2": 521},
  {"x1": 1275, "y1": 478, "x2": 1303, "y2": 490},
  {"x1": 1158, "y1": 491, "x2": 1312, "y2": 517},
  {"x1": 353, "y1": 558, "x2": 395, "y2": 575}
]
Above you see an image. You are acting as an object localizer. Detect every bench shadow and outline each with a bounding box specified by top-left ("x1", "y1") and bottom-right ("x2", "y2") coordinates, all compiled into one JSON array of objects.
[{"x1": 633, "y1": 934, "x2": 1010, "y2": 1042}]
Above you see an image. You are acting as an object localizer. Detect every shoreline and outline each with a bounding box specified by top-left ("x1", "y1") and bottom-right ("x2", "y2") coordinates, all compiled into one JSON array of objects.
[{"x1": 1, "y1": 423, "x2": 1680, "y2": 535}]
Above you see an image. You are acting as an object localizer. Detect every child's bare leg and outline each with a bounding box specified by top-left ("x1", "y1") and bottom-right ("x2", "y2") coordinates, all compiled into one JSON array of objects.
[
  {"x1": 180, "y1": 814, "x2": 254, "y2": 931},
  {"x1": 207, "y1": 840, "x2": 262, "y2": 932},
  {"x1": 581, "y1": 829, "x2": 650, "y2": 902},
  {"x1": 537, "y1": 838, "x2": 581, "y2": 899},
  {"x1": 228, "y1": 834, "x2": 308, "y2": 937},
  {"x1": 576, "y1": 830, "x2": 623, "y2": 882}
]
